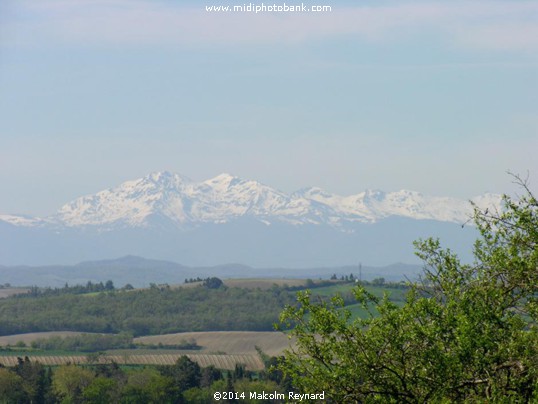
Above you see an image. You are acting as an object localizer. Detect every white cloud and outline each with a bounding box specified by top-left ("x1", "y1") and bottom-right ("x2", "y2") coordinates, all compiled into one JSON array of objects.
[{"x1": 3, "y1": 1, "x2": 538, "y2": 52}]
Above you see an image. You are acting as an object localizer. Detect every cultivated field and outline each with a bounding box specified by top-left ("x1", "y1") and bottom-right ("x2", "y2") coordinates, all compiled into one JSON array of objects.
[
  {"x1": 0, "y1": 330, "x2": 293, "y2": 370},
  {"x1": 0, "y1": 353, "x2": 265, "y2": 370},
  {"x1": 135, "y1": 331, "x2": 294, "y2": 357},
  {"x1": 0, "y1": 331, "x2": 93, "y2": 346},
  {"x1": 0, "y1": 288, "x2": 29, "y2": 298}
]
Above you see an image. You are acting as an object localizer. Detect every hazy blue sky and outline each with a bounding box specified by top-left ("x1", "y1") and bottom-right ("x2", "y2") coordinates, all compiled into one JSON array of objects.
[{"x1": 1, "y1": 0, "x2": 537, "y2": 216}]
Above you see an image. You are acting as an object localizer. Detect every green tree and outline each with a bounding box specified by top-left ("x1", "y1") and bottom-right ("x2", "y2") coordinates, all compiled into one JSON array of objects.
[
  {"x1": 160, "y1": 356, "x2": 201, "y2": 393},
  {"x1": 279, "y1": 178, "x2": 538, "y2": 402},
  {"x1": 200, "y1": 365, "x2": 222, "y2": 387},
  {"x1": 120, "y1": 368, "x2": 177, "y2": 404},
  {"x1": 13, "y1": 357, "x2": 49, "y2": 403},
  {"x1": 0, "y1": 368, "x2": 29, "y2": 404},
  {"x1": 371, "y1": 277, "x2": 385, "y2": 286},
  {"x1": 52, "y1": 365, "x2": 94, "y2": 404},
  {"x1": 82, "y1": 376, "x2": 118, "y2": 404},
  {"x1": 183, "y1": 379, "x2": 228, "y2": 404},
  {"x1": 182, "y1": 386, "x2": 213, "y2": 404},
  {"x1": 203, "y1": 277, "x2": 224, "y2": 289}
]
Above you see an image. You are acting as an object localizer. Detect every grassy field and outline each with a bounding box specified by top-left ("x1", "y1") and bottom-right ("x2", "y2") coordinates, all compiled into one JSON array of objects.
[
  {"x1": 309, "y1": 283, "x2": 407, "y2": 301},
  {"x1": 299, "y1": 282, "x2": 409, "y2": 321}
]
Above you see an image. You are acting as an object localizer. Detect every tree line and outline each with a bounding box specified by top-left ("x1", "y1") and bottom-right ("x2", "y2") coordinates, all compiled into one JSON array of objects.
[
  {"x1": 0, "y1": 355, "x2": 290, "y2": 403},
  {"x1": 24, "y1": 280, "x2": 117, "y2": 297}
]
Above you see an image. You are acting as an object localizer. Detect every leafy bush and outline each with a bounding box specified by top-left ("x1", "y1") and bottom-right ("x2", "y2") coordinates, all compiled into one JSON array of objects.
[{"x1": 280, "y1": 177, "x2": 538, "y2": 402}]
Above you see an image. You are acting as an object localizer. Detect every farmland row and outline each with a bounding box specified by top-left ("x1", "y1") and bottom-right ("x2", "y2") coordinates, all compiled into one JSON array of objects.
[{"x1": 0, "y1": 353, "x2": 265, "y2": 370}]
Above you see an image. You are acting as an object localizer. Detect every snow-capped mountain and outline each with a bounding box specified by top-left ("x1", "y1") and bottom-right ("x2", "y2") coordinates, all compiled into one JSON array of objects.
[
  {"x1": 52, "y1": 172, "x2": 317, "y2": 228},
  {"x1": 56, "y1": 172, "x2": 196, "y2": 227},
  {"x1": 296, "y1": 188, "x2": 485, "y2": 224},
  {"x1": 1, "y1": 171, "x2": 502, "y2": 230},
  {"x1": 0, "y1": 172, "x2": 503, "y2": 267}
]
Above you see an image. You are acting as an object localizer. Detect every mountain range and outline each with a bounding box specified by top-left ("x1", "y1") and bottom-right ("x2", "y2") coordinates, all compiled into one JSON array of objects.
[{"x1": 0, "y1": 172, "x2": 501, "y2": 268}]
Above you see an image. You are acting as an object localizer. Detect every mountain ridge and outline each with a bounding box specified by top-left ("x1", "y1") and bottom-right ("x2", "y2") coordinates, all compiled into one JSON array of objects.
[
  {"x1": 0, "y1": 171, "x2": 502, "y2": 230},
  {"x1": 0, "y1": 172, "x2": 499, "y2": 267}
]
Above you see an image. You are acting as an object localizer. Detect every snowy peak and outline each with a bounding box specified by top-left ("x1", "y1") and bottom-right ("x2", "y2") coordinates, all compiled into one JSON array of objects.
[
  {"x1": 143, "y1": 171, "x2": 192, "y2": 189},
  {"x1": 200, "y1": 174, "x2": 301, "y2": 221},
  {"x1": 56, "y1": 171, "x2": 195, "y2": 227},
  {"x1": 203, "y1": 173, "x2": 242, "y2": 190},
  {"x1": 362, "y1": 189, "x2": 387, "y2": 202},
  {"x1": 294, "y1": 186, "x2": 334, "y2": 199},
  {"x1": 2, "y1": 172, "x2": 503, "y2": 230}
]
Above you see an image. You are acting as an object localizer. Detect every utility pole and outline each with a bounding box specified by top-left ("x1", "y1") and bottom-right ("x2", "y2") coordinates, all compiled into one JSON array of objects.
[{"x1": 359, "y1": 262, "x2": 362, "y2": 282}]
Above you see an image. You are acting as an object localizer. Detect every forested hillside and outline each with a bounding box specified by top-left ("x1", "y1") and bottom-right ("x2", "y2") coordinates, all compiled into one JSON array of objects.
[{"x1": 0, "y1": 284, "x2": 295, "y2": 336}]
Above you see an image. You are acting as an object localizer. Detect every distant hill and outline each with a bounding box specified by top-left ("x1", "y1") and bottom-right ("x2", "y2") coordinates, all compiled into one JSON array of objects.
[{"x1": 0, "y1": 255, "x2": 421, "y2": 288}]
